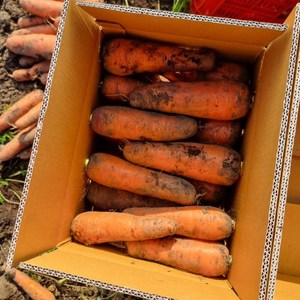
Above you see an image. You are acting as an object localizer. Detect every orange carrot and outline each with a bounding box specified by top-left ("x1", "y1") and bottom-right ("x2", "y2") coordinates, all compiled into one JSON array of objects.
[
  {"x1": 102, "y1": 37, "x2": 216, "y2": 76},
  {"x1": 53, "y1": 16, "x2": 60, "y2": 30},
  {"x1": 19, "y1": 0, "x2": 63, "y2": 19},
  {"x1": 11, "y1": 60, "x2": 51, "y2": 82},
  {"x1": 195, "y1": 119, "x2": 243, "y2": 147},
  {"x1": 0, "y1": 125, "x2": 36, "y2": 163},
  {"x1": 129, "y1": 80, "x2": 251, "y2": 120},
  {"x1": 124, "y1": 206, "x2": 235, "y2": 241},
  {"x1": 123, "y1": 141, "x2": 242, "y2": 186},
  {"x1": 125, "y1": 237, "x2": 232, "y2": 277},
  {"x1": 11, "y1": 24, "x2": 57, "y2": 36},
  {"x1": 18, "y1": 56, "x2": 43, "y2": 67},
  {"x1": 101, "y1": 74, "x2": 147, "y2": 101},
  {"x1": 90, "y1": 106, "x2": 198, "y2": 142},
  {"x1": 14, "y1": 101, "x2": 42, "y2": 130},
  {"x1": 86, "y1": 153, "x2": 197, "y2": 205},
  {"x1": 17, "y1": 15, "x2": 46, "y2": 29},
  {"x1": 0, "y1": 89, "x2": 43, "y2": 133},
  {"x1": 162, "y1": 61, "x2": 250, "y2": 83},
  {"x1": 71, "y1": 211, "x2": 179, "y2": 245},
  {"x1": 87, "y1": 181, "x2": 177, "y2": 211},
  {"x1": 39, "y1": 72, "x2": 48, "y2": 85},
  {"x1": 6, "y1": 34, "x2": 56, "y2": 60},
  {"x1": 5, "y1": 268, "x2": 55, "y2": 300}
]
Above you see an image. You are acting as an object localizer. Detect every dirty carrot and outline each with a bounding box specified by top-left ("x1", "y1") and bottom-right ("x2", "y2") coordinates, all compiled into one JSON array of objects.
[
  {"x1": 129, "y1": 80, "x2": 251, "y2": 120},
  {"x1": 11, "y1": 24, "x2": 57, "y2": 36},
  {"x1": 90, "y1": 105, "x2": 198, "y2": 142},
  {"x1": 101, "y1": 74, "x2": 147, "y2": 101},
  {"x1": 123, "y1": 141, "x2": 242, "y2": 185},
  {"x1": 86, "y1": 152, "x2": 197, "y2": 205},
  {"x1": 195, "y1": 119, "x2": 243, "y2": 147},
  {"x1": 71, "y1": 211, "x2": 179, "y2": 245},
  {"x1": 124, "y1": 206, "x2": 235, "y2": 241},
  {"x1": 17, "y1": 15, "x2": 46, "y2": 28},
  {"x1": 5, "y1": 268, "x2": 55, "y2": 300},
  {"x1": 0, "y1": 125, "x2": 36, "y2": 163},
  {"x1": 11, "y1": 60, "x2": 51, "y2": 82},
  {"x1": 102, "y1": 37, "x2": 216, "y2": 76},
  {"x1": 0, "y1": 89, "x2": 43, "y2": 133},
  {"x1": 14, "y1": 101, "x2": 42, "y2": 130},
  {"x1": 19, "y1": 0, "x2": 63, "y2": 19},
  {"x1": 125, "y1": 237, "x2": 232, "y2": 277},
  {"x1": 6, "y1": 34, "x2": 56, "y2": 60},
  {"x1": 87, "y1": 181, "x2": 176, "y2": 211},
  {"x1": 17, "y1": 146, "x2": 32, "y2": 160},
  {"x1": 18, "y1": 56, "x2": 43, "y2": 67},
  {"x1": 39, "y1": 72, "x2": 48, "y2": 85}
]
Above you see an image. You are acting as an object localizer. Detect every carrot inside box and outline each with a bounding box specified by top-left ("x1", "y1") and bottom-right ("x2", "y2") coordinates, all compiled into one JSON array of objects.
[{"x1": 6, "y1": 1, "x2": 300, "y2": 299}]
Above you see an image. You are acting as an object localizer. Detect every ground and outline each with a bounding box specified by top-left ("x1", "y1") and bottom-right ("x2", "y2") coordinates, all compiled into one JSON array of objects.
[{"x1": 0, "y1": 0, "x2": 179, "y2": 299}]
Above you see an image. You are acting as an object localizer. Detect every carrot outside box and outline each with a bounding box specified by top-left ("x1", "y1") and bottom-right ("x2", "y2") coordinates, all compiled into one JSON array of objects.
[{"x1": 5, "y1": 0, "x2": 300, "y2": 299}]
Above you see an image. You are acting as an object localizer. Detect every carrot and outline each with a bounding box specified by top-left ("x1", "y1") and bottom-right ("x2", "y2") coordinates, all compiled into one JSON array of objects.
[
  {"x1": 102, "y1": 37, "x2": 216, "y2": 76},
  {"x1": 129, "y1": 80, "x2": 251, "y2": 120},
  {"x1": 39, "y1": 72, "x2": 48, "y2": 85},
  {"x1": 0, "y1": 89, "x2": 43, "y2": 133},
  {"x1": 162, "y1": 61, "x2": 250, "y2": 83},
  {"x1": 189, "y1": 180, "x2": 226, "y2": 205},
  {"x1": 87, "y1": 181, "x2": 177, "y2": 211},
  {"x1": 195, "y1": 119, "x2": 243, "y2": 147},
  {"x1": 71, "y1": 211, "x2": 179, "y2": 245},
  {"x1": 18, "y1": 56, "x2": 43, "y2": 67},
  {"x1": 124, "y1": 206, "x2": 235, "y2": 241},
  {"x1": 5, "y1": 268, "x2": 55, "y2": 300},
  {"x1": 53, "y1": 16, "x2": 60, "y2": 30},
  {"x1": 86, "y1": 153, "x2": 197, "y2": 205},
  {"x1": 6, "y1": 34, "x2": 56, "y2": 60},
  {"x1": 123, "y1": 141, "x2": 242, "y2": 185},
  {"x1": 90, "y1": 106, "x2": 198, "y2": 142},
  {"x1": 19, "y1": 0, "x2": 63, "y2": 19},
  {"x1": 101, "y1": 74, "x2": 147, "y2": 101},
  {"x1": 14, "y1": 101, "x2": 42, "y2": 130},
  {"x1": 125, "y1": 237, "x2": 232, "y2": 277},
  {"x1": 11, "y1": 60, "x2": 51, "y2": 82},
  {"x1": 17, "y1": 15, "x2": 46, "y2": 29},
  {"x1": 11, "y1": 24, "x2": 57, "y2": 36},
  {"x1": 0, "y1": 125, "x2": 36, "y2": 163},
  {"x1": 17, "y1": 146, "x2": 32, "y2": 160}
]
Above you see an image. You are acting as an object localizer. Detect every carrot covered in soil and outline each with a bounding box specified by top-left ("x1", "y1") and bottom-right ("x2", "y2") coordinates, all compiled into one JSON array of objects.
[
  {"x1": 101, "y1": 74, "x2": 147, "y2": 101},
  {"x1": 86, "y1": 153, "x2": 198, "y2": 205},
  {"x1": 11, "y1": 24, "x2": 57, "y2": 36},
  {"x1": 6, "y1": 34, "x2": 56, "y2": 60},
  {"x1": 90, "y1": 106, "x2": 198, "y2": 142},
  {"x1": 124, "y1": 206, "x2": 235, "y2": 241},
  {"x1": 11, "y1": 60, "x2": 51, "y2": 82},
  {"x1": 123, "y1": 142, "x2": 242, "y2": 186},
  {"x1": 0, "y1": 125, "x2": 36, "y2": 163},
  {"x1": 71, "y1": 211, "x2": 179, "y2": 245},
  {"x1": 17, "y1": 15, "x2": 46, "y2": 29},
  {"x1": 195, "y1": 119, "x2": 243, "y2": 147},
  {"x1": 5, "y1": 268, "x2": 55, "y2": 300},
  {"x1": 14, "y1": 101, "x2": 42, "y2": 130},
  {"x1": 19, "y1": 0, "x2": 63, "y2": 19},
  {"x1": 0, "y1": 89, "x2": 43, "y2": 133},
  {"x1": 102, "y1": 37, "x2": 216, "y2": 76},
  {"x1": 87, "y1": 181, "x2": 177, "y2": 211},
  {"x1": 128, "y1": 80, "x2": 251, "y2": 120},
  {"x1": 125, "y1": 237, "x2": 232, "y2": 277},
  {"x1": 18, "y1": 56, "x2": 43, "y2": 67},
  {"x1": 162, "y1": 61, "x2": 250, "y2": 83}
]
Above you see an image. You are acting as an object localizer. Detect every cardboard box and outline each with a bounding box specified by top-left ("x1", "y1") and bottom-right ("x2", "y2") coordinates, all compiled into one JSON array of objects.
[{"x1": 6, "y1": 1, "x2": 300, "y2": 299}]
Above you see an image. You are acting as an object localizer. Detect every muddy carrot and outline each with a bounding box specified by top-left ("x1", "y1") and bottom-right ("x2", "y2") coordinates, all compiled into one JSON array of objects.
[
  {"x1": 17, "y1": 15, "x2": 46, "y2": 28},
  {"x1": 123, "y1": 141, "x2": 242, "y2": 185},
  {"x1": 11, "y1": 24, "x2": 57, "y2": 36},
  {"x1": 86, "y1": 152, "x2": 198, "y2": 205},
  {"x1": 14, "y1": 101, "x2": 42, "y2": 130},
  {"x1": 18, "y1": 56, "x2": 43, "y2": 67},
  {"x1": 71, "y1": 211, "x2": 179, "y2": 245},
  {"x1": 102, "y1": 37, "x2": 216, "y2": 76}
]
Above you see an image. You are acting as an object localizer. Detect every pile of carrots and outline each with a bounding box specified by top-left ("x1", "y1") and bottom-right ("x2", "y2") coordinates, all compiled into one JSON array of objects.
[
  {"x1": 0, "y1": 0, "x2": 62, "y2": 163},
  {"x1": 71, "y1": 37, "x2": 253, "y2": 277}
]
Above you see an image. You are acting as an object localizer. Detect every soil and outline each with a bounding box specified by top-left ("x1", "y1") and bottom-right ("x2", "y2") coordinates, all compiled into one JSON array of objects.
[{"x1": 0, "y1": 0, "x2": 176, "y2": 299}]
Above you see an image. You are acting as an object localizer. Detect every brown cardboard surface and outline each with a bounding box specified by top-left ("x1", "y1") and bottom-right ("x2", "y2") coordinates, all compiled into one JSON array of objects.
[
  {"x1": 275, "y1": 274, "x2": 300, "y2": 300},
  {"x1": 7, "y1": 1, "x2": 300, "y2": 299}
]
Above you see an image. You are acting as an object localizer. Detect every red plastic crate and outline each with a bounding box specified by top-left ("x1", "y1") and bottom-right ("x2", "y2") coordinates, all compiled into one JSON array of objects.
[{"x1": 190, "y1": 0, "x2": 299, "y2": 23}]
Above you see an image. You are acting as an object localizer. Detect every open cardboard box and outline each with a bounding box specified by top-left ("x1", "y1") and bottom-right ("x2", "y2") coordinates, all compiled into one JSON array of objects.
[{"x1": 6, "y1": 1, "x2": 300, "y2": 299}]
